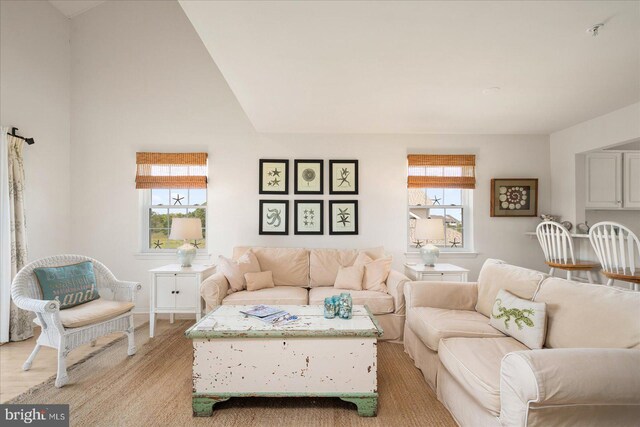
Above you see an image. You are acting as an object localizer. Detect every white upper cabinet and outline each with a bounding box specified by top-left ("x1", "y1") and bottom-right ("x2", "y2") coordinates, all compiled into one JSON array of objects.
[
  {"x1": 586, "y1": 152, "x2": 640, "y2": 210},
  {"x1": 585, "y1": 152, "x2": 622, "y2": 209},
  {"x1": 624, "y1": 153, "x2": 640, "y2": 208}
]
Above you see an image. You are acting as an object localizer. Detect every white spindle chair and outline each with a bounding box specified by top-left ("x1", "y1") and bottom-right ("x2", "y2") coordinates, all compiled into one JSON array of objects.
[
  {"x1": 589, "y1": 222, "x2": 640, "y2": 291},
  {"x1": 536, "y1": 221, "x2": 597, "y2": 282},
  {"x1": 11, "y1": 255, "x2": 141, "y2": 387}
]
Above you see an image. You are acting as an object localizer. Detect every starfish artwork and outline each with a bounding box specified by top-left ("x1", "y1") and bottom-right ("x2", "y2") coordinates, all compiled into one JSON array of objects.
[
  {"x1": 153, "y1": 240, "x2": 163, "y2": 249},
  {"x1": 431, "y1": 196, "x2": 441, "y2": 205},
  {"x1": 269, "y1": 168, "x2": 282, "y2": 177},
  {"x1": 415, "y1": 240, "x2": 424, "y2": 248},
  {"x1": 172, "y1": 194, "x2": 184, "y2": 205},
  {"x1": 337, "y1": 168, "x2": 351, "y2": 187},
  {"x1": 192, "y1": 240, "x2": 201, "y2": 249},
  {"x1": 337, "y1": 208, "x2": 351, "y2": 226},
  {"x1": 450, "y1": 237, "x2": 460, "y2": 248},
  {"x1": 267, "y1": 169, "x2": 282, "y2": 187}
]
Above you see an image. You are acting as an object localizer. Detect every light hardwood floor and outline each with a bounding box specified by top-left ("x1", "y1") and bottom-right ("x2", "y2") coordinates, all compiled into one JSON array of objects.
[{"x1": 0, "y1": 314, "x2": 192, "y2": 402}]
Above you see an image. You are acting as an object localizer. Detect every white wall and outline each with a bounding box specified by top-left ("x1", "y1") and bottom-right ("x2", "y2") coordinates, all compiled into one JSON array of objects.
[
  {"x1": 550, "y1": 102, "x2": 640, "y2": 224},
  {"x1": 0, "y1": 0, "x2": 72, "y2": 260},
  {"x1": 70, "y1": 1, "x2": 551, "y2": 310}
]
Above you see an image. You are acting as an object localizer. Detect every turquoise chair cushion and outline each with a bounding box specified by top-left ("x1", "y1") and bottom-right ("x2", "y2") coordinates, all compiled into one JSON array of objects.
[{"x1": 34, "y1": 261, "x2": 100, "y2": 309}]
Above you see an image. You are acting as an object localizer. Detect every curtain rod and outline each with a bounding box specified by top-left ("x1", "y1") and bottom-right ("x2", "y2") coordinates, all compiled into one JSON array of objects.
[{"x1": 8, "y1": 127, "x2": 35, "y2": 145}]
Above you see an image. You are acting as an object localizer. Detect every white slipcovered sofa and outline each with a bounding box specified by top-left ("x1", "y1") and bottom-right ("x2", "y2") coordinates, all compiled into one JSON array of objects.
[
  {"x1": 200, "y1": 246, "x2": 410, "y2": 341},
  {"x1": 404, "y1": 258, "x2": 640, "y2": 426}
]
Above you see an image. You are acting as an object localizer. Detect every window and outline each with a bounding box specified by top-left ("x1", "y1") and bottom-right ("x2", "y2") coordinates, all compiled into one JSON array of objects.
[
  {"x1": 136, "y1": 152, "x2": 208, "y2": 253},
  {"x1": 407, "y1": 154, "x2": 475, "y2": 252}
]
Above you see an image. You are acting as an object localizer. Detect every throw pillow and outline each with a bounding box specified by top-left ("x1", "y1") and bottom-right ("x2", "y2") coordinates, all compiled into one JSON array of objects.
[
  {"x1": 354, "y1": 253, "x2": 392, "y2": 292},
  {"x1": 245, "y1": 271, "x2": 275, "y2": 291},
  {"x1": 218, "y1": 250, "x2": 261, "y2": 293},
  {"x1": 489, "y1": 289, "x2": 547, "y2": 349},
  {"x1": 334, "y1": 265, "x2": 364, "y2": 291},
  {"x1": 34, "y1": 261, "x2": 100, "y2": 309}
]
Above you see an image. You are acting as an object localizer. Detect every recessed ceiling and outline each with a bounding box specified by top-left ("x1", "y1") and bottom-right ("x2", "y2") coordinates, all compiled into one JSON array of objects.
[
  {"x1": 49, "y1": 0, "x2": 106, "y2": 18},
  {"x1": 179, "y1": 1, "x2": 640, "y2": 134}
]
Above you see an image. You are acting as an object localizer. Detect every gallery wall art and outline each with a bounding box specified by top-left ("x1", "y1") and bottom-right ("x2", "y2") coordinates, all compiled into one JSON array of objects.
[
  {"x1": 329, "y1": 200, "x2": 358, "y2": 235},
  {"x1": 259, "y1": 159, "x2": 289, "y2": 194},
  {"x1": 490, "y1": 178, "x2": 538, "y2": 217},
  {"x1": 294, "y1": 200, "x2": 324, "y2": 235},
  {"x1": 294, "y1": 159, "x2": 323, "y2": 194},
  {"x1": 259, "y1": 200, "x2": 289, "y2": 235},
  {"x1": 329, "y1": 160, "x2": 358, "y2": 195}
]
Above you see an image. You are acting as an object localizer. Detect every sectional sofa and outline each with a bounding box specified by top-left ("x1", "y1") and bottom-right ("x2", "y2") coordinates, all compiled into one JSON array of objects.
[
  {"x1": 199, "y1": 246, "x2": 410, "y2": 341},
  {"x1": 404, "y1": 258, "x2": 640, "y2": 426}
]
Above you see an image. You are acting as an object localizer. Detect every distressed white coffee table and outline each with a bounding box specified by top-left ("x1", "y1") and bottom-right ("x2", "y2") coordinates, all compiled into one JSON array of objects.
[{"x1": 185, "y1": 304, "x2": 383, "y2": 417}]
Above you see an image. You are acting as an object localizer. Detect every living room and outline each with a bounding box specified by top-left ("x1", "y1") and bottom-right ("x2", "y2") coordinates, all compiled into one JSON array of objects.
[{"x1": 1, "y1": 1, "x2": 638, "y2": 426}]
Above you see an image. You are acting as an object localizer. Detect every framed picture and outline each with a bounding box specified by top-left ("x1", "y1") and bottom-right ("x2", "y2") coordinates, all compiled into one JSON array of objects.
[
  {"x1": 294, "y1": 200, "x2": 324, "y2": 235},
  {"x1": 259, "y1": 159, "x2": 289, "y2": 194},
  {"x1": 329, "y1": 160, "x2": 358, "y2": 194},
  {"x1": 294, "y1": 159, "x2": 324, "y2": 194},
  {"x1": 259, "y1": 200, "x2": 289, "y2": 235},
  {"x1": 490, "y1": 179, "x2": 538, "y2": 217},
  {"x1": 329, "y1": 200, "x2": 358, "y2": 235}
]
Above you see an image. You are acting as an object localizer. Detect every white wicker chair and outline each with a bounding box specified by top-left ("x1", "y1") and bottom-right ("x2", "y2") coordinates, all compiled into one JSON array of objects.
[{"x1": 10, "y1": 255, "x2": 141, "y2": 387}]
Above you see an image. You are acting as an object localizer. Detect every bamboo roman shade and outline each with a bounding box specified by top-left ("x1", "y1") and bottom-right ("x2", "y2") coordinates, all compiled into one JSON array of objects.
[
  {"x1": 135, "y1": 152, "x2": 208, "y2": 189},
  {"x1": 407, "y1": 154, "x2": 476, "y2": 189}
]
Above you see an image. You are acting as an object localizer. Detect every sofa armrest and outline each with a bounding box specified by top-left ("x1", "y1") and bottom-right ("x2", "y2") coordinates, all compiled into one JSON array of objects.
[
  {"x1": 386, "y1": 269, "x2": 410, "y2": 315},
  {"x1": 500, "y1": 349, "x2": 640, "y2": 426},
  {"x1": 200, "y1": 272, "x2": 230, "y2": 311},
  {"x1": 404, "y1": 281, "x2": 478, "y2": 310}
]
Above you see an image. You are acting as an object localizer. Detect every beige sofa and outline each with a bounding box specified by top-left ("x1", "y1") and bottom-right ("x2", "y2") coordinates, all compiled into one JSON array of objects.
[
  {"x1": 404, "y1": 258, "x2": 640, "y2": 427},
  {"x1": 200, "y1": 246, "x2": 410, "y2": 341}
]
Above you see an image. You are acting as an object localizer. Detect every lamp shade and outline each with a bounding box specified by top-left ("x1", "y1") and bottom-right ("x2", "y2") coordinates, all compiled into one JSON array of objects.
[
  {"x1": 415, "y1": 218, "x2": 445, "y2": 241},
  {"x1": 169, "y1": 218, "x2": 203, "y2": 240}
]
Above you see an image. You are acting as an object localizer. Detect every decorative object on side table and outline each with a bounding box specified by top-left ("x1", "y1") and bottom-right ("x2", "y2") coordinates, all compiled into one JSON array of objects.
[
  {"x1": 539, "y1": 214, "x2": 558, "y2": 222},
  {"x1": 294, "y1": 159, "x2": 324, "y2": 194},
  {"x1": 414, "y1": 218, "x2": 445, "y2": 267},
  {"x1": 561, "y1": 221, "x2": 573, "y2": 231},
  {"x1": 169, "y1": 218, "x2": 203, "y2": 267},
  {"x1": 329, "y1": 160, "x2": 359, "y2": 194},
  {"x1": 329, "y1": 200, "x2": 358, "y2": 235},
  {"x1": 259, "y1": 159, "x2": 289, "y2": 194},
  {"x1": 294, "y1": 200, "x2": 323, "y2": 235},
  {"x1": 576, "y1": 222, "x2": 590, "y2": 234},
  {"x1": 490, "y1": 178, "x2": 538, "y2": 217},
  {"x1": 259, "y1": 200, "x2": 289, "y2": 235}
]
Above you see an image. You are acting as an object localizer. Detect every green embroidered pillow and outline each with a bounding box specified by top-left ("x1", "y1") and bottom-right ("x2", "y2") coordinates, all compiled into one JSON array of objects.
[
  {"x1": 489, "y1": 289, "x2": 547, "y2": 349},
  {"x1": 34, "y1": 261, "x2": 100, "y2": 309}
]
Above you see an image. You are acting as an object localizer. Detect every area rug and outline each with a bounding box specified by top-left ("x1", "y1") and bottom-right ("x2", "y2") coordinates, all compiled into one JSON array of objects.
[{"x1": 9, "y1": 320, "x2": 455, "y2": 426}]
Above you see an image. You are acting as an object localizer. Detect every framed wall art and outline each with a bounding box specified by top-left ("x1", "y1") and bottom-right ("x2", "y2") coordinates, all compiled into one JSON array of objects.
[
  {"x1": 329, "y1": 160, "x2": 358, "y2": 195},
  {"x1": 259, "y1": 200, "x2": 289, "y2": 235},
  {"x1": 490, "y1": 178, "x2": 538, "y2": 217},
  {"x1": 294, "y1": 159, "x2": 324, "y2": 194},
  {"x1": 259, "y1": 159, "x2": 289, "y2": 194},
  {"x1": 329, "y1": 200, "x2": 358, "y2": 235},
  {"x1": 294, "y1": 200, "x2": 323, "y2": 235}
]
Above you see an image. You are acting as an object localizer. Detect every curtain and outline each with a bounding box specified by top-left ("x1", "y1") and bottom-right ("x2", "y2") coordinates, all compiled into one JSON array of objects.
[
  {"x1": 3, "y1": 130, "x2": 33, "y2": 341},
  {"x1": 0, "y1": 128, "x2": 10, "y2": 343}
]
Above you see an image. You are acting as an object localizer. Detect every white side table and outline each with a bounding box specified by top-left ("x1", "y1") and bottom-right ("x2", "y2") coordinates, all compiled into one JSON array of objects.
[
  {"x1": 149, "y1": 264, "x2": 215, "y2": 338},
  {"x1": 404, "y1": 263, "x2": 469, "y2": 282}
]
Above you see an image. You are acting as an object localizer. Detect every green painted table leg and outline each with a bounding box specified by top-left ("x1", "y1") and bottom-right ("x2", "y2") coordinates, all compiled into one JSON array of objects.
[
  {"x1": 340, "y1": 396, "x2": 378, "y2": 417},
  {"x1": 192, "y1": 396, "x2": 230, "y2": 417}
]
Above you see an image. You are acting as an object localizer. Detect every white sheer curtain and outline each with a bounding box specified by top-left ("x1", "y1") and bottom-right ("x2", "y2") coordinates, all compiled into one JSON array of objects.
[{"x1": 0, "y1": 127, "x2": 11, "y2": 343}]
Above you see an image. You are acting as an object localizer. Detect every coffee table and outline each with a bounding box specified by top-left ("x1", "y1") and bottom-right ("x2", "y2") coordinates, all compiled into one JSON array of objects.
[{"x1": 185, "y1": 304, "x2": 383, "y2": 417}]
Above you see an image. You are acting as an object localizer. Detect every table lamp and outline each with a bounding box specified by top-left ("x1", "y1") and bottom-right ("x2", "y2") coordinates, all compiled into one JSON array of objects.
[
  {"x1": 169, "y1": 218, "x2": 203, "y2": 267},
  {"x1": 415, "y1": 218, "x2": 445, "y2": 267}
]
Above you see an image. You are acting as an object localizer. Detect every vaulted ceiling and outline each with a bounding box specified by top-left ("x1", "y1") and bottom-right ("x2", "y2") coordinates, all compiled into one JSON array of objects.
[{"x1": 179, "y1": 0, "x2": 640, "y2": 134}]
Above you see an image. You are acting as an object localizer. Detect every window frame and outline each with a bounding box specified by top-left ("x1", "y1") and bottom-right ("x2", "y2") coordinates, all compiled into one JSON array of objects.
[
  {"x1": 407, "y1": 188, "x2": 474, "y2": 253},
  {"x1": 139, "y1": 189, "x2": 208, "y2": 254}
]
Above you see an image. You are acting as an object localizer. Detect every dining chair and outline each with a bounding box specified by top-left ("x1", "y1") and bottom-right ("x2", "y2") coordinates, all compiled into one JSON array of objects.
[
  {"x1": 589, "y1": 222, "x2": 640, "y2": 291},
  {"x1": 536, "y1": 221, "x2": 598, "y2": 282}
]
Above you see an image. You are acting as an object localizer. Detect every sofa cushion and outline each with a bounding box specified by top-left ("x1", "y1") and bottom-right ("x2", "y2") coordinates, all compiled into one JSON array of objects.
[
  {"x1": 490, "y1": 289, "x2": 547, "y2": 349},
  {"x1": 245, "y1": 271, "x2": 275, "y2": 292},
  {"x1": 309, "y1": 247, "x2": 385, "y2": 287},
  {"x1": 308, "y1": 287, "x2": 394, "y2": 315},
  {"x1": 476, "y1": 258, "x2": 546, "y2": 318},
  {"x1": 222, "y1": 286, "x2": 308, "y2": 305},
  {"x1": 233, "y1": 247, "x2": 309, "y2": 287},
  {"x1": 334, "y1": 265, "x2": 364, "y2": 290},
  {"x1": 355, "y1": 253, "x2": 392, "y2": 293},
  {"x1": 406, "y1": 307, "x2": 504, "y2": 351},
  {"x1": 534, "y1": 277, "x2": 640, "y2": 349},
  {"x1": 218, "y1": 251, "x2": 261, "y2": 292},
  {"x1": 439, "y1": 337, "x2": 528, "y2": 415},
  {"x1": 55, "y1": 299, "x2": 134, "y2": 328}
]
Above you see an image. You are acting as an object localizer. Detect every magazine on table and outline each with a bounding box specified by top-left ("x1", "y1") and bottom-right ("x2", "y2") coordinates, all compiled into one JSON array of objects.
[{"x1": 241, "y1": 305, "x2": 299, "y2": 325}]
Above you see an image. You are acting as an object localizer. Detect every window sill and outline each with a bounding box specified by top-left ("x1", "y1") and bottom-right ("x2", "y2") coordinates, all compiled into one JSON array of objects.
[
  {"x1": 404, "y1": 251, "x2": 478, "y2": 261},
  {"x1": 134, "y1": 252, "x2": 212, "y2": 261}
]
